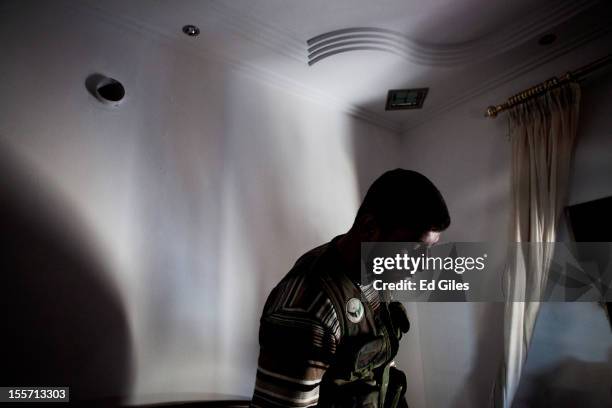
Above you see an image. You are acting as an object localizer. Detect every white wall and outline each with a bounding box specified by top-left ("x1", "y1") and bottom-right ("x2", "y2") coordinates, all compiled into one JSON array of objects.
[
  {"x1": 0, "y1": 2, "x2": 400, "y2": 404},
  {"x1": 216, "y1": 70, "x2": 402, "y2": 398},
  {"x1": 398, "y1": 33, "x2": 612, "y2": 408},
  {"x1": 3, "y1": 2, "x2": 610, "y2": 407}
]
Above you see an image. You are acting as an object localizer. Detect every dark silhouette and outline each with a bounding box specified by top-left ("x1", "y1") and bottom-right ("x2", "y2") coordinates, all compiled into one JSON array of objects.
[{"x1": 0, "y1": 145, "x2": 133, "y2": 406}]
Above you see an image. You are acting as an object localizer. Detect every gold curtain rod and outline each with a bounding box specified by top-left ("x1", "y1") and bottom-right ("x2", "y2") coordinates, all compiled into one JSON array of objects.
[{"x1": 485, "y1": 54, "x2": 612, "y2": 118}]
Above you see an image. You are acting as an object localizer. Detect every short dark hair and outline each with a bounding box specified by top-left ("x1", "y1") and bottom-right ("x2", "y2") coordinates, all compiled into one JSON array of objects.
[{"x1": 356, "y1": 168, "x2": 450, "y2": 234}]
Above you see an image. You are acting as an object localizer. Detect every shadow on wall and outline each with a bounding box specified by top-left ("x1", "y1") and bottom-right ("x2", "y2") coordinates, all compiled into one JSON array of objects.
[
  {"x1": 346, "y1": 119, "x2": 401, "y2": 201},
  {"x1": 512, "y1": 349, "x2": 612, "y2": 408},
  {"x1": 0, "y1": 143, "x2": 133, "y2": 406}
]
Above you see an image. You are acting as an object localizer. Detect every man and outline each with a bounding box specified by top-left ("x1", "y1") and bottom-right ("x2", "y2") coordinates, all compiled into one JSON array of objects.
[{"x1": 251, "y1": 169, "x2": 450, "y2": 408}]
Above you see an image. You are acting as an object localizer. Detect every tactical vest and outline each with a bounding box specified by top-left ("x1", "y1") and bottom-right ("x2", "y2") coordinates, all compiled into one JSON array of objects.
[{"x1": 313, "y1": 244, "x2": 410, "y2": 408}]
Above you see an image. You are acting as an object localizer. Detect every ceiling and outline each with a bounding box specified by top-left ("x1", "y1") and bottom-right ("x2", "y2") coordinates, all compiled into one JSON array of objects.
[{"x1": 74, "y1": 0, "x2": 611, "y2": 132}]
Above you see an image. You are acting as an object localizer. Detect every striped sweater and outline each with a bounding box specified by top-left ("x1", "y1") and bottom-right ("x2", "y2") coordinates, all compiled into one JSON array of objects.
[{"x1": 251, "y1": 240, "x2": 380, "y2": 408}]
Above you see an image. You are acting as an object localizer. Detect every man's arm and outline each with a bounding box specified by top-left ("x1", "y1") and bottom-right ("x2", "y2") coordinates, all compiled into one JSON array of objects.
[{"x1": 251, "y1": 282, "x2": 340, "y2": 408}]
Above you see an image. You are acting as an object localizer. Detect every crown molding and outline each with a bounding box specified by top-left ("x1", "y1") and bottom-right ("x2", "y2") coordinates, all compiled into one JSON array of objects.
[
  {"x1": 212, "y1": 0, "x2": 597, "y2": 67},
  {"x1": 406, "y1": 0, "x2": 598, "y2": 66},
  {"x1": 62, "y1": 1, "x2": 402, "y2": 133},
  {"x1": 204, "y1": 0, "x2": 609, "y2": 131},
  {"x1": 54, "y1": 0, "x2": 608, "y2": 135},
  {"x1": 400, "y1": 24, "x2": 612, "y2": 132}
]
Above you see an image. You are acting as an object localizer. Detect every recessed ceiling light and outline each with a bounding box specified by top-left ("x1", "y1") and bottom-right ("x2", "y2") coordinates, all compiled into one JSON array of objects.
[
  {"x1": 538, "y1": 33, "x2": 556, "y2": 46},
  {"x1": 182, "y1": 25, "x2": 200, "y2": 37}
]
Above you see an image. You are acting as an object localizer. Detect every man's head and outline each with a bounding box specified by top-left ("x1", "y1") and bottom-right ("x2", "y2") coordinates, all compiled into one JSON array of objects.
[{"x1": 353, "y1": 169, "x2": 450, "y2": 244}]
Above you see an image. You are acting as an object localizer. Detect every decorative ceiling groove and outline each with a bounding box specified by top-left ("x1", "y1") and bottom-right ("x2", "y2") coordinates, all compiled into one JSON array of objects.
[
  {"x1": 413, "y1": 0, "x2": 597, "y2": 58},
  {"x1": 309, "y1": 46, "x2": 403, "y2": 66},
  {"x1": 66, "y1": 1, "x2": 402, "y2": 133},
  {"x1": 427, "y1": 0, "x2": 598, "y2": 59},
  {"x1": 206, "y1": 0, "x2": 598, "y2": 68},
  {"x1": 78, "y1": 0, "x2": 597, "y2": 64},
  {"x1": 304, "y1": 0, "x2": 598, "y2": 67},
  {"x1": 307, "y1": 27, "x2": 404, "y2": 46},
  {"x1": 65, "y1": 0, "x2": 607, "y2": 135},
  {"x1": 401, "y1": 24, "x2": 612, "y2": 132},
  {"x1": 307, "y1": 28, "x2": 409, "y2": 65},
  {"x1": 307, "y1": 33, "x2": 406, "y2": 53},
  {"x1": 309, "y1": 39, "x2": 407, "y2": 57}
]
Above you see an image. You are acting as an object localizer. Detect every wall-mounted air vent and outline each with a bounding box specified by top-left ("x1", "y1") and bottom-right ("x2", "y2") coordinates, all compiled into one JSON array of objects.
[{"x1": 385, "y1": 88, "x2": 428, "y2": 110}]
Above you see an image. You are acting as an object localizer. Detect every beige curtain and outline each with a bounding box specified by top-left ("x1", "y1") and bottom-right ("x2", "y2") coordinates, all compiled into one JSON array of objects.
[{"x1": 492, "y1": 82, "x2": 581, "y2": 407}]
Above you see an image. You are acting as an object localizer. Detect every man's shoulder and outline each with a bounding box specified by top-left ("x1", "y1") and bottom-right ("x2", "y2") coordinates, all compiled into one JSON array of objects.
[
  {"x1": 260, "y1": 240, "x2": 345, "y2": 343},
  {"x1": 290, "y1": 241, "x2": 330, "y2": 277},
  {"x1": 265, "y1": 242, "x2": 332, "y2": 312}
]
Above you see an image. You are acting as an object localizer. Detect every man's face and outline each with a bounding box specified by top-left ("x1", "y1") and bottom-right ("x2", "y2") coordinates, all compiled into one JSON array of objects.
[
  {"x1": 379, "y1": 227, "x2": 441, "y2": 246},
  {"x1": 420, "y1": 230, "x2": 441, "y2": 246}
]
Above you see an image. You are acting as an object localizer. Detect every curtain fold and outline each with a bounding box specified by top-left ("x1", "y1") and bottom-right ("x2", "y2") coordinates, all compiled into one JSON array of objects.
[{"x1": 492, "y1": 82, "x2": 581, "y2": 408}]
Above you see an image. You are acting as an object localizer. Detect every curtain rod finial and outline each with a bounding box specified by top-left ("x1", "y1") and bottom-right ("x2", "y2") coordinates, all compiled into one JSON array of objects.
[{"x1": 485, "y1": 106, "x2": 500, "y2": 118}]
